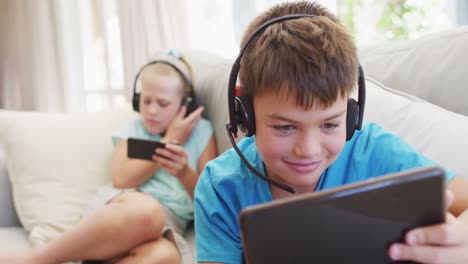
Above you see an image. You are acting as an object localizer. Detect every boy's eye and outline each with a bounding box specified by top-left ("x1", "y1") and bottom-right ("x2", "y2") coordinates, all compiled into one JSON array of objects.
[
  {"x1": 321, "y1": 123, "x2": 338, "y2": 131},
  {"x1": 143, "y1": 99, "x2": 151, "y2": 105},
  {"x1": 274, "y1": 125, "x2": 295, "y2": 133}
]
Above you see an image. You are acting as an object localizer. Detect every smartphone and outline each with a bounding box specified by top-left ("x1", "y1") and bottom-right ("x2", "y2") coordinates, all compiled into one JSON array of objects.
[{"x1": 127, "y1": 137, "x2": 166, "y2": 161}]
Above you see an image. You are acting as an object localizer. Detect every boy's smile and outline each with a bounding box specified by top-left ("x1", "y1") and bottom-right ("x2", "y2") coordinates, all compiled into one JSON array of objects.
[{"x1": 253, "y1": 90, "x2": 348, "y2": 197}]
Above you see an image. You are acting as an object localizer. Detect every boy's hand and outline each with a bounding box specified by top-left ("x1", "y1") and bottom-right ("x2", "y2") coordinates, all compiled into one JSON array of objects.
[
  {"x1": 163, "y1": 105, "x2": 204, "y2": 145},
  {"x1": 389, "y1": 190, "x2": 468, "y2": 263},
  {"x1": 152, "y1": 142, "x2": 189, "y2": 179}
]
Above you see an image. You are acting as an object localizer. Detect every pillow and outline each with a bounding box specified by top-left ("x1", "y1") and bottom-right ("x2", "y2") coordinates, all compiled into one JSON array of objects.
[
  {"x1": 0, "y1": 107, "x2": 137, "y2": 245},
  {"x1": 363, "y1": 77, "x2": 468, "y2": 180},
  {"x1": 185, "y1": 50, "x2": 234, "y2": 154},
  {"x1": 359, "y1": 26, "x2": 468, "y2": 116}
]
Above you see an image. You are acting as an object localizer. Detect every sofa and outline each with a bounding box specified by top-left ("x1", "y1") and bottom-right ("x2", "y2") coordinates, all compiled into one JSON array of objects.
[{"x1": 1, "y1": 26, "x2": 468, "y2": 263}]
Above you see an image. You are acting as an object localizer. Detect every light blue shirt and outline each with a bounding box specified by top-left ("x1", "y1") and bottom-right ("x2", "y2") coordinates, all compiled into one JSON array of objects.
[
  {"x1": 113, "y1": 117, "x2": 213, "y2": 230},
  {"x1": 194, "y1": 122, "x2": 455, "y2": 264}
]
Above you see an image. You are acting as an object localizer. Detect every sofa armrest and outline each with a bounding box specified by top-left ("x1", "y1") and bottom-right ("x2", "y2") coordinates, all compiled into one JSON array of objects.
[{"x1": 0, "y1": 147, "x2": 21, "y2": 227}]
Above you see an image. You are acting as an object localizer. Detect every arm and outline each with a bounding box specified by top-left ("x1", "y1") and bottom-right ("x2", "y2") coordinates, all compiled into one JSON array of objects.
[
  {"x1": 111, "y1": 138, "x2": 161, "y2": 188},
  {"x1": 194, "y1": 164, "x2": 245, "y2": 264},
  {"x1": 181, "y1": 133, "x2": 218, "y2": 198},
  {"x1": 111, "y1": 106, "x2": 206, "y2": 189},
  {"x1": 389, "y1": 175, "x2": 468, "y2": 263},
  {"x1": 155, "y1": 134, "x2": 218, "y2": 198},
  {"x1": 447, "y1": 176, "x2": 468, "y2": 217}
]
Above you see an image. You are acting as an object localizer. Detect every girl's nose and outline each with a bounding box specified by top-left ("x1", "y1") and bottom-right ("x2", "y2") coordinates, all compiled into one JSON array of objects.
[{"x1": 148, "y1": 103, "x2": 159, "y2": 114}]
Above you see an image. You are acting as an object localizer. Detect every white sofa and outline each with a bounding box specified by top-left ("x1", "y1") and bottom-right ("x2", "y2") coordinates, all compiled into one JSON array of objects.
[{"x1": 1, "y1": 26, "x2": 468, "y2": 263}]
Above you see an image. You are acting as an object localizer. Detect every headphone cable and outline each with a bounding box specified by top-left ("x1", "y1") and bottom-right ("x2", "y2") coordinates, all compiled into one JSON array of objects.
[{"x1": 226, "y1": 124, "x2": 296, "y2": 194}]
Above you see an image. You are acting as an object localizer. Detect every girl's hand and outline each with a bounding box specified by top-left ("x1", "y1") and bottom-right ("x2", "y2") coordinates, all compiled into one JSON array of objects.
[
  {"x1": 389, "y1": 190, "x2": 468, "y2": 263},
  {"x1": 163, "y1": 105, "x2": 204, "y2": 145},
  {"x1": 152, "y1": 142, "x2": 189, "y2": 179}
]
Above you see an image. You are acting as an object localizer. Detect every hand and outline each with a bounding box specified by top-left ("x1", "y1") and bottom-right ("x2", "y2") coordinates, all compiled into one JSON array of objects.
[
  {"x1": 388, "y1": 190, "x2": 468, "y2": 263},
  {"x1": 152, "y1": 142, "x2": 189, "y2": 179},
  {"x1": 163, "y1": 105, "x2": 204, "y2": 145}
]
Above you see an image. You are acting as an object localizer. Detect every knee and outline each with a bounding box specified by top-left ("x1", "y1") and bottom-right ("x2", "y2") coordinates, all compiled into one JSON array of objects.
[
  {"x1": 113, "y1": 193, "x2": 166, "y2": 239},
  {"x1": 147, "y1": 238, "x2": 181, "y2": 264}
]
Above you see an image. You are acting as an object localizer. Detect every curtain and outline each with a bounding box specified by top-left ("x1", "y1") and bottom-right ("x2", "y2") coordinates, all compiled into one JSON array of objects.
[
  {"x1": 0, "y1": 0, "x2": 190, "y2": 112},
  {"x1": 2, "y1": 0, "x2": 61, "y2": 111},
  {"x1": 117, "y1": 0, "x2": 190, "y2": 99}
]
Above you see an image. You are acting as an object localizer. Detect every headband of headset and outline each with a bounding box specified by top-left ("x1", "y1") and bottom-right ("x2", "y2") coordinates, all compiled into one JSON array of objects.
[{"x1": 133, "y1": 50, "x2": 193, "y2": 96}]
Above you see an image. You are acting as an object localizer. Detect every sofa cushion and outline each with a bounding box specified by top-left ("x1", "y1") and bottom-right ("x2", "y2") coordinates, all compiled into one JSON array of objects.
[
  {"x1": 0, "y1": 107, "x2": 137, "y2": 245},
  {"x1": 185, "y1": 50, "x2": 235, "y2": 154},
  {"x1": 359, "y1": 26, "x2": 468, "y2": 116},
  {"x1": 0, "y1": 227, "x2": 31, "y2": 249},
  {"x1": 363, "y1": 77, "x2": 468, "y2": 180},
  {"x1": 0, "y1": 147, "x2": 21, "y2": 227}
]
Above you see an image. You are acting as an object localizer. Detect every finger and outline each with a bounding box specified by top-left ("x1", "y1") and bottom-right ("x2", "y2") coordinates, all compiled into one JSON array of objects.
[
  {"x1": 155, "y1": 148, "x2": 180, "y2": 162},
  {"x1": 164, "y1": 142, "x2": 186, "y2": 154},
  {"x1": 389, "y1": 242, "x2": 462, "y2": 264},
  {"x1": 184, "y1": 106, "x2": 204, "y2": 122},
  {"x1": 153, "y1": 155, "x2": 177, "y2": 171},
  {"x1": 156, "y1": 145, "x2": 188, "y2": 163},
  {"x1": 446, "y1": 189, "x2": 455, "y2": 208},
  {"x1": 154, "y1": 154, "x2": 185, "y2": 174},
  {"x1": 405, "y1": 219, "x2": 462, "y2": 246},
  {"x1": 175, "y1": 105, "x2": 188, "y2": 119}
]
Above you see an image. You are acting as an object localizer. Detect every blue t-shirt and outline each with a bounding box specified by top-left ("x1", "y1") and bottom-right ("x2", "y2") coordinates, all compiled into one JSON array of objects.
[
  {"x1": 113, "y1": 117, "x2": 213, "y2": 230},
  {"x1": 194, "y1": 122, "x2": 455, "y2": 264}
]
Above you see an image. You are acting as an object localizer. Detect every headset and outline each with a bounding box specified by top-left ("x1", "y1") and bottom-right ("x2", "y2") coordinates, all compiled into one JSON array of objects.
[
  {"x1": 226, "y1": 14, "x2": 366, "y2": 194},
  {"x1": 132, "y1": 51, "x2": 198, "y2": 117}
]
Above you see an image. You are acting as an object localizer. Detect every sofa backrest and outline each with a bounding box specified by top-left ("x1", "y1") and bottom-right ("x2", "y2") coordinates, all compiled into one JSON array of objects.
[
  {"x1": 359, "y1": 26, "x2": 468, "y2": 116},
  {"x1": 0, "y1": 148, "x2": 20, "y2": 226}
]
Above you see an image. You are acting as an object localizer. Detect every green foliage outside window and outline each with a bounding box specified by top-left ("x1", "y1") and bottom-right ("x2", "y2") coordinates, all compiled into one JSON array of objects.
[{"x1": 338, "y1": 0, "x2": 442, "y2": 41}]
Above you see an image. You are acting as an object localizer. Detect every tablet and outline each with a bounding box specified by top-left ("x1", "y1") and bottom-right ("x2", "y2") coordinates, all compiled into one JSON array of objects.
[{"x1": 239, "y1": 166, "x2": 446, "y2": 264}]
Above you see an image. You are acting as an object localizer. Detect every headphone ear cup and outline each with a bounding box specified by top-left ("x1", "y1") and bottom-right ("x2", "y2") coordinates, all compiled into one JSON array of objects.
[
  {"x1": 346, "y1": 99, "x2": 359, "y2": 141},
  {"x1": 182, "y1": 97, "x2": 198, "y2": 117},
  {"x1": 235, "y1": 95, "x2": 256, "y2": 137},
  {"x1": 132, "y1": 93, "x2": 140, "y2": 112}
]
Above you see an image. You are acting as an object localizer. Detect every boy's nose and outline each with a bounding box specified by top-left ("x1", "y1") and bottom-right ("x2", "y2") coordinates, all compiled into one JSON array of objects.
[{"x1": 294, "y1": 134, "x2": 321, "y2": 157}]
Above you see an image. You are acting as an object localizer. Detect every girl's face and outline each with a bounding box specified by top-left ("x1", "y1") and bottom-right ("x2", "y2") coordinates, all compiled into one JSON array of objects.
[
  {"x1": 253, "y1": 90, "x2": 348, "y2": 197},
  {"x1": 139, "y1": 73, "x2": 184, "y2": 134}
]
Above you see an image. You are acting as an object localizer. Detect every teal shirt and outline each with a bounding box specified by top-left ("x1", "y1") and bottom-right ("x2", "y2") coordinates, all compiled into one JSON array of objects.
[
  {"x1": 194, "y1": 122, "x2": 455, "y2": 264},
  {"x1": 113, "y1": 117, "x2": 213, "y2": 230}
]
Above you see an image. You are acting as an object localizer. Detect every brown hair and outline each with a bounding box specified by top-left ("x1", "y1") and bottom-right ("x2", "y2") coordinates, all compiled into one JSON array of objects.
[{"x1": 239, "y1": 1, "x2": 358, "y2": 109}]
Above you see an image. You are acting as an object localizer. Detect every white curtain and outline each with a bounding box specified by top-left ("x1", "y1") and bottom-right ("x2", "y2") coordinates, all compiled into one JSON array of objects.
[
  {"x1": 2, "y1": 0, "x2": 65, "y2": 111},
  {"x1": 0, "y1": 0, "x2": 190, "y2": 112},
  {"x1": 117, "y1": 0, "x2": 190, "y2": 99}
]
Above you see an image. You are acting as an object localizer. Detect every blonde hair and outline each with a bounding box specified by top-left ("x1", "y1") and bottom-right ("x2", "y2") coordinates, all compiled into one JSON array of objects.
[{"x1": 140, "y1": 57, "x2": 194, "y2": 97}]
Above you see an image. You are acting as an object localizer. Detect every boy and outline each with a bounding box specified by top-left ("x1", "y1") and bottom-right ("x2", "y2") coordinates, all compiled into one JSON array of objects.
[{"x1": 194, "y1": 1, "x2": 468, "y2": 263}]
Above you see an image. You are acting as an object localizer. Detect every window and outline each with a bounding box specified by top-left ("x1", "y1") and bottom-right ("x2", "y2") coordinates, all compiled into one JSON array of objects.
[
  {"x1": 81, "y1": 0, "x2": 126, "y2": 112},
  {"x1": 338, "y1": 0, "x2": 457, "y2": 47},
  {"x1": 80, "y1": 0, "x2": 464, "y2": 111}
]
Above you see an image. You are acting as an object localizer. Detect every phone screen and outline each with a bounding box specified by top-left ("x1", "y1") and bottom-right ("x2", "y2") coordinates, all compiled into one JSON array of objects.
[{"x1": 127, "y1": 137, "x2": 166, "y2": 161}]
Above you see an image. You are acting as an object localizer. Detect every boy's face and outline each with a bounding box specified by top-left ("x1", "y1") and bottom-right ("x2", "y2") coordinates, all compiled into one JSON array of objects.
[
  {"x1": 139, "y1": 74, "x2": 184, "y2": 134},
  {"x1": 254, "y1": 90, "x2": 348, "y2": 194}
]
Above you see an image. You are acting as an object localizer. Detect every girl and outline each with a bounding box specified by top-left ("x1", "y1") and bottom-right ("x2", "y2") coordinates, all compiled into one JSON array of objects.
[{"x1": 2, "y1": 50, "x2": 218, "y2": 264}]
